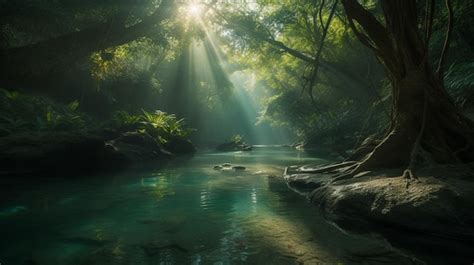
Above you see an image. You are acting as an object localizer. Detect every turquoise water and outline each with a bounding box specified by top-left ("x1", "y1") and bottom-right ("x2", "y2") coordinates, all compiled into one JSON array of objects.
[{"x1": 0, "y1": 148, "x2": 415, "y2": 265}]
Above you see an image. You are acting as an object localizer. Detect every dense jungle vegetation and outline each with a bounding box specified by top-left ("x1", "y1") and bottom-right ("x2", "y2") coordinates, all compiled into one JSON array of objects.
[
  {"x1": 1, "y1": 0, "x2": 473, "y2": 159},
  {"x1": 1, "y1": 1, "x2": 474, "y2": 264}
]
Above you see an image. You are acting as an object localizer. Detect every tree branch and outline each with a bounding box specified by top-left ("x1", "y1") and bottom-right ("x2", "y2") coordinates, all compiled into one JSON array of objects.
[
  {"x1": 437, "y1": 0, "x2": 453, "y2": 81},
  {"x1": 1, "y1": 1, "x2": 174, "y2": 84},
  {"x1": 307, "y1": 0, "x2": 338, "y2": 103}
]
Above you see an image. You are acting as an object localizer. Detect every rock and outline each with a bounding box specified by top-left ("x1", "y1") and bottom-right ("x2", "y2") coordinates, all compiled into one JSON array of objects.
[
  {"x1": 108, "y1": 132, "x2": 172, "y2": 165},
  {"x1": 213, "y1": 164, "x2": 246, "y2": 172},
  {"x1": 241, "y1": 145, "x2": 252, "y2": 151},
  {"x1": 232, "y1": 166, "x2": 246, "y2": 171},
  {"x1": 304, "y1": 165, "x2": 474, "y2": 263},
  {"x1": 284, "y1": 172, "x2": 335, "y2": 194},
  {"x1": 163, "y1": 136, "x2": 196, "y2": 155},
  {"x1": 310, "y1": 174, "x2": 470, "y2": 233}
]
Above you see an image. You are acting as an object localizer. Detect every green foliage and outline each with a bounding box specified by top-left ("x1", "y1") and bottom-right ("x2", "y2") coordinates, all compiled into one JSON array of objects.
[
  {"x1": 110, "y1": 111, "x2": 142, "y2": 132},
  {"x1": 229, "y1": 134, "x2": 244, "y2": 144},
  {"x1": 0, "y1": 89, "x2": 194, "y2": 144},
  {"x1": 445, "y1": 62, "x2": 474, "y2": 107},
  {"x1": 0, "y1": 89, "x2": 89, "y2": 136},
  {"x1": 211, "y1": 0, "x2": 387, "y2": 148},
  {"x1": 109, "y1": 110, "x2": 194, "y2": 144}
]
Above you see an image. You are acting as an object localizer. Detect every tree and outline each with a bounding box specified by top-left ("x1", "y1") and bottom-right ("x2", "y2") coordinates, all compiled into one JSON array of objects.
[
  {"x1": 0, "y1": 1, "x2": 174, "y2": 89},
  {"x1": 208, "y1": 1, "x2": 389, "y2": 153},
  {"x1": 339, "y1": 0, "x2": 474, "y2": 175},
  {"x1": 208, "y1": 0, "x2": 379, "y2": 103}
]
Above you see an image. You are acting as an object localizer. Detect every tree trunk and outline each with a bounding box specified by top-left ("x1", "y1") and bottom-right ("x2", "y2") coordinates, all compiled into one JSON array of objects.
[{"x1": 341, "y1": 0, "x2": 474, "y2": 171}]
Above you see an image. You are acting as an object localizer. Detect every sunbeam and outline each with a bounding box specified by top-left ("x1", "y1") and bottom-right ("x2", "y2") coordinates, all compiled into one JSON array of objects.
[
  {"x1": 2, "y1": 1, "x2": 472, "y2": 265},
  {"x1": 187, "y1": 3, "x2": 202, "y2": 18}
]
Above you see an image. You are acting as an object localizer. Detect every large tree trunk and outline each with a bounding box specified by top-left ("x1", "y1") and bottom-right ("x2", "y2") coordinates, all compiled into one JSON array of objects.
[{"x1": 341, "y1": 0, "x2": 474, "y2": 172}]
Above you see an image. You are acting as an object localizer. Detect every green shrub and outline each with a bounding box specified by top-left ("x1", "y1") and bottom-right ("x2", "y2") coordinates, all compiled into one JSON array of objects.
[
  {"x1": 109, "y1": 110, "x2": 194, "y2": 143},
  {"x1": 0, "y1": 89, "x2": 194, "y2": 143},
  {"x1": 0, "y1": 89, "x2": 89, "y2": 136},
  {"x1": 229, "y1": 134, "x2": 244, "y2": 144}
]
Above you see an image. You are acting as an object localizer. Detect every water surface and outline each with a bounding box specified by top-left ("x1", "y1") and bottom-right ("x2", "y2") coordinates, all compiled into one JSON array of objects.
[{"x1": 0, "y1": 148, "x2": 416, "y2": 264}]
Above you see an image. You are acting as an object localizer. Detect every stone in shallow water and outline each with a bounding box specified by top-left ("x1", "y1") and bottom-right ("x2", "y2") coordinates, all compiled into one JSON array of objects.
[{"x1": 213, "y1": 164, "x2": 246, "y2": 172}]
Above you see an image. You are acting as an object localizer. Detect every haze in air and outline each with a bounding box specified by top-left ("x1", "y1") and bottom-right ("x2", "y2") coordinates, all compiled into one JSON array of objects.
[{"x1": 0, "y1": 1, "x2": 473, "y2": 264}]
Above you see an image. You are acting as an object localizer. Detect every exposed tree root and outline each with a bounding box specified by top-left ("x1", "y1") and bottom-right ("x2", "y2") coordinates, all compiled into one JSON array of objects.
[
  {"x1": 296, "y1": 161, "x2": 357, "y2": 174},
  {"x1": 288, "y1": 121, "x2": 474, "y2": 185}
]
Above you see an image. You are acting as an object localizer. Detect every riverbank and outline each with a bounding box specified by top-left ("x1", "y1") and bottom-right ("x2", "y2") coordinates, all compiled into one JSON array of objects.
[
  {"x1": 284, "y1": 162, "x2": 474, "y2": 264},
  {"x1": 0, "y1": 131, "x2": 195, "y2": 177}
]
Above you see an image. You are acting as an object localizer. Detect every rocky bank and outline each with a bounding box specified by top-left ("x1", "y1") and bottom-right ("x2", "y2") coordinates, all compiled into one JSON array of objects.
[{"x1": 284, "y1": 163, "x2": 474, "y2": 264}]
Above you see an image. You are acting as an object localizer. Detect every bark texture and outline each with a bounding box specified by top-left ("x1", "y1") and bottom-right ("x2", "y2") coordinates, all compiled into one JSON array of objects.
[{"x1": 340, "y1": 0, "x2": 474, "y2": 172}]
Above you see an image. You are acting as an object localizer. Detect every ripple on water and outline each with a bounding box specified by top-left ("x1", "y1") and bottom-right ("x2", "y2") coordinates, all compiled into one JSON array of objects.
[{"x1": 0, "y1": 149, "x2": 422, "y2": 265}]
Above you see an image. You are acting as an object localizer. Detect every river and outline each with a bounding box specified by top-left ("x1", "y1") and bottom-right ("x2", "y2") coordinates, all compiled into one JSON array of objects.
[{"x1": 0, "y1": 147, "x2": 419, "y2": 264}]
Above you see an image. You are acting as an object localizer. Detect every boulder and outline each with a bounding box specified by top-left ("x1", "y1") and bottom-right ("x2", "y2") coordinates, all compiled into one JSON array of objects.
[
  {"x1": 163, "y1": 136, "x2": 196, "y2": 155},
  {"x1": 297, "y1": 164, "x2": 474, "y2": 263},
  {"x1": 108, "y1": 132, "x2": 172, "y2": 164},
  {"x1": 310, "y1": 174, "x2": 474, "y2": 235}
]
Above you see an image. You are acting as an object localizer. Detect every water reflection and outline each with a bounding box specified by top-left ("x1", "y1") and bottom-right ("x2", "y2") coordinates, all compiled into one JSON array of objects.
[
  {"x1": 0, "y1": 149, "x2": 419, "y2": 265},
  {"x1": 200, "y1": 188, "x2": 211, "y2": 210}
]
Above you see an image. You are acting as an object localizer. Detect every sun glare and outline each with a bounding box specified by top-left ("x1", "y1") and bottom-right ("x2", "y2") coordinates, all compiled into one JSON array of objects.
[{"x1": 187, "y1": 3, "x2": 202, "y2": 17}]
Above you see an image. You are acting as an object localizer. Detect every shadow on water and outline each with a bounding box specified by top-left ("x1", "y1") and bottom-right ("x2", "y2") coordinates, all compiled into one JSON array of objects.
[{"x1": 0, "y1": 147, "x2": 425, "y2": 264}]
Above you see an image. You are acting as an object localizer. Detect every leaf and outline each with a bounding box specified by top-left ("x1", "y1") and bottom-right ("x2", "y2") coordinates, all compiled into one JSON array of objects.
[{"x1": 68, "y1": 100, "x2": 80, "y2": 111}]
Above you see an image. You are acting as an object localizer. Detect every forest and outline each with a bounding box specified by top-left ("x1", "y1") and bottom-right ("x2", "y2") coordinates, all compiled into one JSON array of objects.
[{"x1": 0, "y1": 0, "x2": 473, "y2": 264}]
